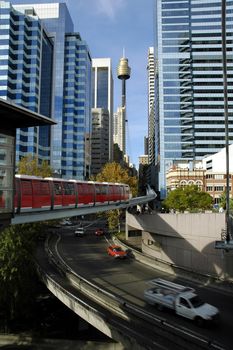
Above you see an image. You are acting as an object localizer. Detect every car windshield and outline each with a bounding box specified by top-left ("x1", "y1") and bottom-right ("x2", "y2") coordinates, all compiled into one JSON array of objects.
[
  {"x1": 114, "y1": 247, "x2": 123, "y2": 252},
  {"x1": 190, "y1": 295, "x2": 205, "y2": 308}
]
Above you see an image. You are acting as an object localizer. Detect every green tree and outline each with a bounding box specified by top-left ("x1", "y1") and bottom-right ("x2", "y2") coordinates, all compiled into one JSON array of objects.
[
  {"x1": 219, "y1": 191, "x2": 233, "y2": 211},
  {"x1": 94, "y1": 162, "x2": 138, "y2": 230},
  {"x1": 95, "y1": 162, "x2": 138, "y2": 196},
  {"x1": 17, "y1": 154, "x2": 53, "y2": 177},
  {"x1": 0, "y1": 223, "x2": 42, "y2": 329},
  {"x1": 163, "y1": 187, "x2": 187, "y2": 212},
  {"x1": 163, "y1": 185, "x2": 213, "y2": 213}
]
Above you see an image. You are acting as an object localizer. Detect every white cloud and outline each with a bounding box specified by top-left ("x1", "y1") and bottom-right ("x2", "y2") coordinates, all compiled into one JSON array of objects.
[
  {"x1": 96, "y1": 0, "x2": 125, "y2": 20},
  {"x1": 69, "y1": 0, "x2": 126, "y2": 22}
]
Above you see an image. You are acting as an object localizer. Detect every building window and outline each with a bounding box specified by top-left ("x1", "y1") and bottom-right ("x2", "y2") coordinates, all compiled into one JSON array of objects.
[
  {"x1": 188, "y1": 180, "x2": 194, "y2": 185},
  {"x1": 195, "y1": 180, "x2": 203, "y2": 189},
  {"x1": 214, "y1": 186, "x2": 224, "y2": 192},
  {"x1": 214, "y1": 174, "x2": 224, "y2": 179},
  {"x1": 206, "y1": 186, "x2": 213, "y2": 191}
]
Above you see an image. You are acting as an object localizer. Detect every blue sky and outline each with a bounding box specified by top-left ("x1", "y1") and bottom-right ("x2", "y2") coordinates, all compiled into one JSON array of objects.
[
  {"x1": 69, "y1": 0, "x2": 154, "y2": 167},
  {"x1": 11, "y1": 0, "x2": 154, "y2": 167}
]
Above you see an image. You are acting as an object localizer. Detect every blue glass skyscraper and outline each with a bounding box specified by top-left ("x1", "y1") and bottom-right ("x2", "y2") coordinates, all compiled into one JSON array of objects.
[
  {"x1": 0, "y1": 1, "x2": 92, "y2": 179},
  {"x1": 154, "y1": 0, "x2": 233, "y2": 198},
  {"x1": 0, "y1": 1, "x2": 53, "y2": 162},
  {"x1": 63, "y1": 33, "x2": 92, "y2": 178},
  {"x1": 14, "y1": 2, "x2": 92, "y2": 179}
]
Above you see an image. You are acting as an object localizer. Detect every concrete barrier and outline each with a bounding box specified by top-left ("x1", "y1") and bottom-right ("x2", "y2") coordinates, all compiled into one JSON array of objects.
[{"x1": 126, "y1": 212, "x2": 233, "y2": 281}]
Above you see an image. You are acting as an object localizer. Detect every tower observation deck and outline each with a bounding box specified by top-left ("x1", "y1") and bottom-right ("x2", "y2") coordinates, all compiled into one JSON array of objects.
[{"x1": 117, "y1": 57, "x2": 131, "y2": 108}]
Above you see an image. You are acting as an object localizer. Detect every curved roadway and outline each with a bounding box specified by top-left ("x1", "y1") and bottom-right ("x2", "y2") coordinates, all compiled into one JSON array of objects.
[{"x1": 55, "y1": 227, "x2": 233, "y2": 349}]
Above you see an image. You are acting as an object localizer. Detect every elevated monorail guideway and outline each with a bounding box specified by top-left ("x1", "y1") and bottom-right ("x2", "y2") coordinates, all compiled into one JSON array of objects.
[{"x1": 11, "y1": 186, "x2": 156, "y2": 225}]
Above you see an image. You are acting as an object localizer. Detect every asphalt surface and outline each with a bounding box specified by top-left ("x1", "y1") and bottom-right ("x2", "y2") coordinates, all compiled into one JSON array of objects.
[{"x1": 54, "y1": 225, "x2": 233, "y2": 350}]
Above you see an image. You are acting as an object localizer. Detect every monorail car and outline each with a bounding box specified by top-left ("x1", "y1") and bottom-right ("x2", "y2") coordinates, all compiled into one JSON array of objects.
[{"x1": 14, "y1": 175, "x2": 131, "y2": 213}]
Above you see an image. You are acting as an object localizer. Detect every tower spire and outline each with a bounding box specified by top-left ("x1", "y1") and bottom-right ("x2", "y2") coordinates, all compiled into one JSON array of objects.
[{"x1": 117, "y1": 54, "x2": 131, "y2": 155}]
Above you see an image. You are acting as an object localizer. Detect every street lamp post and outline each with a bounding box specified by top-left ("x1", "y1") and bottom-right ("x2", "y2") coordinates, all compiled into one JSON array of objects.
[{"x1": 222, "y1": 0, "x2": 230, "y2": 242}]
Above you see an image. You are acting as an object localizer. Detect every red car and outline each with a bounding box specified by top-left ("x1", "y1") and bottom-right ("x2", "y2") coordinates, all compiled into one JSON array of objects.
[
  {"x1": 95, "y1": 228, "x2": 104, "y2": 236},
  {"x1": 107, "y1": 245, "x2": 127, "y2": 258}
]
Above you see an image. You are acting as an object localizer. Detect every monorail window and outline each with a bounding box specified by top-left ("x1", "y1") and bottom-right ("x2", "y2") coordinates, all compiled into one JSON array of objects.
[
  {"x1": 63, "y1": 182, "x2": 75, "y2": 195},
  {"x1": 21, "y1": 180, "x2": 32, "y2": 195},
  {"x1": 95, "y1": 185, "x2": 100, "y2": 194},
  {"x1": 101, "y1": 185, "x2": 107, "y2": 195},
  {"x1": 115, "y1": 187, "x2": 120, "y2": 194},
  {"x1": 108, "y1": 185, "x2": 113, "y2": 194},
  {"x1": 54, "y1": 182, "x2": 62, "y2": 195}
]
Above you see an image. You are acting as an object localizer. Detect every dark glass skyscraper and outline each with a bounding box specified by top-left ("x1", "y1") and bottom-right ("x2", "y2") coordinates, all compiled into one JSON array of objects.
[
  {"x1": 92, "y1": 58, "x2": 113, "y2": 162},
  {"x1": 154, "y1": 0, "x2": 233, "y2": 198}
]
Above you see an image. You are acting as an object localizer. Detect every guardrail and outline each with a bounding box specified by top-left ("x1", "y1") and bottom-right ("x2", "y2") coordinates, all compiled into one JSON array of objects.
[
  {"x1": 36, "y1": 264, "x2": 149, "y2": 350},
  {"x1": 43, "y1": 233, "x2": 225, "y2": 350},
  {"x1": 113, "y1": 236, "x2": 233, "y2": 288}
]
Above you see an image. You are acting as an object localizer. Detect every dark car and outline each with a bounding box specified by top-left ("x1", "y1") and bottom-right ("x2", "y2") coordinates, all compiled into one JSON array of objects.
[{"x1": 95, "y1": 228, "x2": 104, "y2": 236}]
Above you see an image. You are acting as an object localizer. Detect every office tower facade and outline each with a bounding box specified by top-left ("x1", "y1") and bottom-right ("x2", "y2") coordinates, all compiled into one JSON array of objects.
[
  {"x1": 113, "y1": 107, "x2": 125, "y2": 154},
  {"x1": 1, "y1": 1, "x2": 92, "y2": 179},
  {"x1": 62, "y1": 33, "x2": 92, "y2": 179},
  {"x1": 92, "y1": 58, "x2": 113, "y2": 164},
  {"x1": 0, "y1": 1, "x2": 53, "y2": 162},
  {"x1": 154, "y1": 0, "x2": 233, "y2": 198},
  {"x1": 147, "y1": 47, "x2": 155, "y2": 165},
  {"x1": 91, "y1": 108, "x2": 109, "y2": 175}
]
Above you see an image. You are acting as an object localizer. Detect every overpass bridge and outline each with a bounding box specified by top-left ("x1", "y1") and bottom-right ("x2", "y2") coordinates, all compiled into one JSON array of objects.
[{"x1": 11, "y1": 186, "x2": 156, "y2": 225}]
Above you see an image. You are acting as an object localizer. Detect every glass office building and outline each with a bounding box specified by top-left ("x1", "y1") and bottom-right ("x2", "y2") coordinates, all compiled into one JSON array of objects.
[
  {"x1": 154, "y1": 0, "x2": 233, "y2": 198},
  {"x1": 63, "y1": 33, "x2": 92, "y2": 179},
  {"x1": 92, "y1": 58, "x2": 114, "y2": 162},
  {"x1": 0, "y1": 1, "x2": 53, "y2": 162},
  {"x1": 1, "y1": 2, "x2": 92, "y2": 178}
]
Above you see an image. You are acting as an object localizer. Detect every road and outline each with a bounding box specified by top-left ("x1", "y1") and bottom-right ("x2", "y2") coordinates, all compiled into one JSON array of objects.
[{"x1": 55, "y1": 225, "x2": 233, "y2": 349}]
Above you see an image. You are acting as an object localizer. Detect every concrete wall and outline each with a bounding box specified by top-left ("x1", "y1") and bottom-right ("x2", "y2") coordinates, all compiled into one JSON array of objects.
[{"x1": 126, "y1": 212, "x2": 233, "y2": 280}]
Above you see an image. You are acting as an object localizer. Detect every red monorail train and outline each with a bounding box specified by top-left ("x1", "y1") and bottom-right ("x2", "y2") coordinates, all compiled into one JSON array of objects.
[{"x1": 13, "y1": 175, "x2": 131, "y2": 213}]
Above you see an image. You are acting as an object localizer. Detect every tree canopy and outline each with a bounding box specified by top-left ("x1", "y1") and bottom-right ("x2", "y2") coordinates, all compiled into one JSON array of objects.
[
  {"x1": 17, "y1": 154, "x2": 53, "y2": 177},
  {"x1": 94, "y1": 162, "x2": 138, "y2": 197},
  {"x1": 0, "y1": 223, "x2": 43, "y2": 327},
  {"x1": 219, "y1": 191, "x2": 233, "y2": 211},
  {"x1": 93, "y1": 162, "x2": 138, "y2": 230},
  {"x1": 163, "y1": 185, "x2": 213, "y2": 212}
]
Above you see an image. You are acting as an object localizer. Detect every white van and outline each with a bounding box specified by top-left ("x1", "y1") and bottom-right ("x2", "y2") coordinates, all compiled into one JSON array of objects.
[{"x1": 144, "y1": 279, "x2": 219, "y2": 326}]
